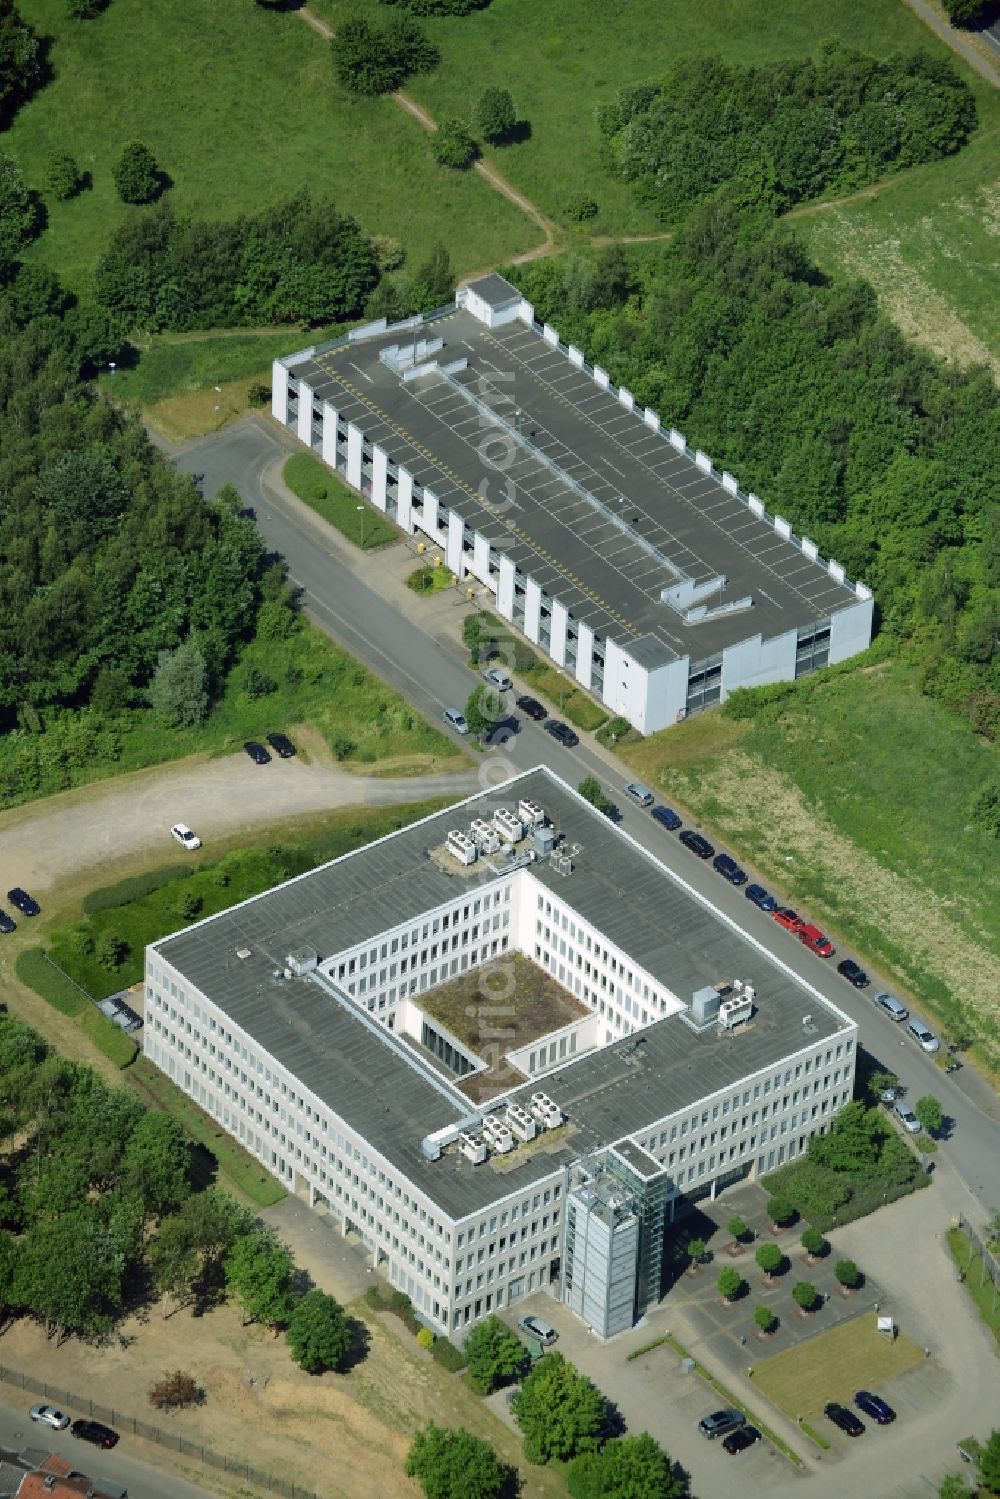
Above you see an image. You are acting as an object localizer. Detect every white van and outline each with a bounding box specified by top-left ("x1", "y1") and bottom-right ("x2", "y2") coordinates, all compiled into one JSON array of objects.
[{"x1": 874, "y1": 992, "x2": 909, "y2": 1023}]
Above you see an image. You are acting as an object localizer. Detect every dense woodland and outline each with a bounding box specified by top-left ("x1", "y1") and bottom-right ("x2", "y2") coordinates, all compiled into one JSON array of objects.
[
  {"x1": 508, "y1": 205, "x2": 999, "y2": 735},
  {"x1": 598, "y1": 46, "x2": 977, "y2": 219}
]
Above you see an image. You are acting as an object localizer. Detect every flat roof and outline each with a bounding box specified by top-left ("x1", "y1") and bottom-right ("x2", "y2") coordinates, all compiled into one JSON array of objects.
[
  {"x1": 153, "y1": 769, "x2": 852, "y2": 1220},
  {"x1": 288, "y1": 293, "x2": 859, "y2": 664}
]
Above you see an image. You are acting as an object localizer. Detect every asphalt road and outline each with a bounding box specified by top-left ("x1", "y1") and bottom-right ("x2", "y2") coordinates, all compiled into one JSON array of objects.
[
  {"x1": 171, "y1": 420, "x2": 1000, "y2": 1215},
  {"x1": 0, "y1": 1398, "x2": 216, "y2": 1499}
]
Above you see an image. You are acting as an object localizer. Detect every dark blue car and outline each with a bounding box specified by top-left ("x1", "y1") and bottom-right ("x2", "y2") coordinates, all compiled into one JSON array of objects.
[
  {"x1": 650, "y1": 805, "x2": 682, "y2": 831},
  {"x1": 745, "y1": 883, "x2": 776, "y2": 912},
  {"x1": 854, "y1": 1391, "x2": 895, "y2": 1425},
  {"x1": 712, "y1": 853, "x2": 748, "y2": 886}
]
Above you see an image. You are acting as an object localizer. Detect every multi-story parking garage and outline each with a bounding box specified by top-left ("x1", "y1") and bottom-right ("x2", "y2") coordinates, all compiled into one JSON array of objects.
[
  {"x1": 145, "y1": 768, "x2": 857, "y2": 1341},
  {"x1": 271, "y1": 274, "x2": 873, "y2": 733}
]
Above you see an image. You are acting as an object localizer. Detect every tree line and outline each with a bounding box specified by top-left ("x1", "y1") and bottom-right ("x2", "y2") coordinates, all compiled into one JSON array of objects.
[
  {"x1": 506, "y1": 203, "x2": 999, "y2": 738},
  {"x1": 598, "y1": 43, "x2": 976, "y2": 220},
  {"x1": 0, "y1": 1012, "x2": 353, "y2": 1372}
]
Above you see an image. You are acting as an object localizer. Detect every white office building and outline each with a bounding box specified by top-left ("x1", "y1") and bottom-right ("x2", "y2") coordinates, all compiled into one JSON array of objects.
[
  {"x1": 271, "y1": 274, "x2": 873, "y2": 734},
  {"x1": 144, "y1": 768, "x2": 857, "y2": 1340}
]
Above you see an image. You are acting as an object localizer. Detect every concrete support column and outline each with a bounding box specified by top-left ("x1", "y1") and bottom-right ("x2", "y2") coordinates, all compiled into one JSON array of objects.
[
  {"x1": 576, "y1": 622, "x2": 595, "y2": 690},
  {"x1": 321, "y1": 404, "x2": 338, "y2": 468},
  {"x1": 371, "y1": 445, "x2": 388, "y2": 512},
  {"x1": 397, "y1": 467, "x2": 414, "y2": 534},
  {"x1": 524, "y1": 579, "x2": 542, "y2": 643},
  {"x1": 472, "y1": 533, "x2": 491, "y2": 586},
  {"x1": 271, "y1": 360, "x2": 289, "y2": 425},
  {"x1": 346, "y1": 424, "x2": 363, "y2": 489},
  {"x1": 446, "y1": 510, "x2": 464, "y2": 576},
  {"x1": 296, "y1": 380, "x2": 313, "y2": 447},
  {"x1": 423, "y1": 488, "x2": 440, "y2": 538},
  {"x1": 550, "y1": 599, "x2": 568, "y2": 667},
  {"x1": 497, "y1": 555, "x2": 516, "y2": 619}
]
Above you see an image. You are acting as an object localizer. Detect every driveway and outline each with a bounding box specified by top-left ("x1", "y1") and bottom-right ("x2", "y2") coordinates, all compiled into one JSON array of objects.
[{"x1": 0, "y1": 752, "x2": 480, "y2": 894}]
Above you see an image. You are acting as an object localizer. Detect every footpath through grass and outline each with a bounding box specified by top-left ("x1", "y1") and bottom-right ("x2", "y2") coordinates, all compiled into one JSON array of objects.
[
  {"x1": 9, "y1": 0, "x2": 531, "y2": 296},
  {"x1": 621, "y1": 659, "x2": 1000, "y2": 1067},
  {"x1": 283, "y1": 453, "x2": 398, "y2": 550}
]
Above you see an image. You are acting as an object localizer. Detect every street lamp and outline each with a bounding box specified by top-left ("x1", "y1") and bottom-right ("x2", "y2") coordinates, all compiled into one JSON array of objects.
[{"x1": 356, "y1": 504, "x2": 366, "y2": 549}]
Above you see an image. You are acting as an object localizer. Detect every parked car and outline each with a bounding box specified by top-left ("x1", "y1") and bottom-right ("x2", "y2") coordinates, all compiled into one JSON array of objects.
[
  {"x1": 874, "y1": 992, "x2": 909, "y2": 1023},
  {"x1": 544, "y1": 720, "x2": 579, "y2": 748},
  {"x1": 837, "y1": 959, "x2": 870, "y2": 988},
  {"x1": 243, "y1": 740, "x2": 271, "y2": 765},
  {"x1": 482, "y1": 666, "x2": 512, "y2": 691},
  {"x1": 906, "y1": 1018, "x2": 940, "y2": 1054},
  {"x1": 516, "y1": 695, "x2": 546, "y2": 721},
  {"x1": 517, "y1": 1314, "x2": 557, "y2": 1346},
  {"x1": 623, "y1": 782, "x2": 654, "y2": 808},
  {"x1": 266, "y1": 732, "x2": 296, "y2": 758},
  {"x1": 797, "y1": 923, "x2": 835, "y2": 958},
  {"x1": 441, "y1": 708, "x2": 469, "y2": 735},
  {"x1": 854, "y1": 1390, "x2": 895, "y2": 1425},
  {"x1": 744, "y1": 884, "x2": 776, "y2": 912},
  {"x1": 650, "y1": 805, "x2": 682, "y2": 831},
  {"x1": 698, "y1": 1409, "x2": 745, "y2": 1440},
  {"x1": 723, "y1": 1424, "x2": 761, "y2": 1455},
  {"x1": 29, "y1": 1405, "x2": 70, "y2": 1431},
  {"x1": 825, "y1": 1402, "x2": 864, "y2": 1437},
  {"x1": 0, "y1": 909, "x2": 16, "y2": 934},
  {"x1": 7, "y1": 887, "x2": 39, "y2": 917},
  {"x1": 712, "y1": 853, "x2": 747, "y2": 885},
  {"x1": 772, "y1": 907, "x2": 803, "y2": 932},
  {"x1": 894, "y1": 1102, "x2": 921, "y2": 1134},
  {"x1": 679, "y1": 830, "x2": 714, "y2": 859},
  {"x1": 71, "y1": 1419, "x2": 119, "y2": 1449},
  {"x1": 170, "y1": 822, "x2": 202, "y2": 851}
]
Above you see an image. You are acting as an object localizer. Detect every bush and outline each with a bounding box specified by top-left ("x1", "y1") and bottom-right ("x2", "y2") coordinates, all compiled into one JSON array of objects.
[
  {"x1": 565, "y1": 193, "x2": 598, "y2": 223},
  {"x1": 95, "y1": 930, "x2": 130, "y2": 971},
  {"x1": 474, "y1": 87, "x2": 516, "y2": 143},
  {"x1": 431, "y1": 1337, "x2": 468, "y2": 1372},
  {"x1": 82, "y1": 866, "x2": 191, "y2": 914},
  {"x1": 247, "y1": 382, "x2": 270, "y2": 408},
  {"x1": 113, "y1": 140, "x2": 162, "y2": 204},
  {"x1": 148, "y1": 1370, "x2": 203, "y2": 1410},
  {"x1": 171, "y1": 889, "x2": 202, "y2": 921},
  {"x1": 431, "y1": 119, "x2": 478, "y2": 169},
  {"x1": 416, "y1": 1325, "x2": 435, "y2": 1350},
  {"x1": 332, "y1": 13, "x2": 438, "y2": 95},
  {"x1": 45, "y1": 149, "x2": 83, "y2": 200},
  {"x1": 243, "y1": 664, "x2": 277, "y2": 700}
]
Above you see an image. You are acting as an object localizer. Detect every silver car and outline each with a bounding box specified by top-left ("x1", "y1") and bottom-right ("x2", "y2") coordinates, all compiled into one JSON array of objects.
[
  {"x1": 481, "y1": 666, "x2": 512, "y2": 691},
  {"x1": 30, "y1": 1405, "x2": 70, "y2": 1430},
  {"x1": 442, "y1": 708, "x2": 470, "y2": 734},
  {"x1": 894, "y1": 1102, "x2": 921, "y2": 1134},
  {"x1": 518, "y1": 1314, "x2": 557, "y2": 1346}
]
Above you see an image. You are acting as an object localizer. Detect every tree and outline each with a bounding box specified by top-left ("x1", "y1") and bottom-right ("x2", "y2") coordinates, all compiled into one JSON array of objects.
[
  {"x1": 148, "y1": 1370, "x2": 203, "y2": 1409},
  {"x1": 686, "y1": 1237, "x2": 708, "y2": 1267},
  {"x1": 431, "y1": 119, "x2": 478, "y2": 169},
  {"x1": 936, "y1": 1475, "x2": 968, "y2": 1499},
  {"x1": 567, "y1": 1432, "x2": 687, "y2": 1499},
  {"x1": 942, "y1": 0, "x2": 987, "y2": 24},
  {"x1": 577, "y1": 776, "x2": 615, "y2": 818},
  {"x1": 224, "y1": 1227, "x2": 297, "y2": 1331},
  {"x1": 0, "y1": 151, "x2": 35, "y2": 270},
  {"x1": 800, "y1": 1227, "x2": 826, "y2": 1260},
  {"x1": 44, "y1": 150, "x2": 83, "y2": 200},
  {"x1": 835, "y1": 1258, "x2": 860, "y2": 1290},
  {"x1": 727, "y1": 1215, "x2": 747, "y2": 1243},
  {"x1": 331, "y1": 12, "x2": 437, "y2": 95},
  {"x1": 565, "y1": 193, "x2": 598, "y2": 223},
  {"x1": 755, "y1": 1242, "x2": 782, "y2": 1282},
  {"x1": 511, "y1": 1352, "x2": 607, "y2": 1464},
  {"x1": 147, "y1": 640, "x2": 209, "y2": 727},
  {"x1": 867, "y1": 1070, "x2": 900, "y2": 1104},
  {"x1": 113, "y1": 141, "x2": 162, "y2": 205},
  {"x1": 405, "y1": 1422, "x2": 506, "y2": 1499},
  {"x1": 14, "y1": 1204, "x2": 126, "y2": 1342},
  {"x1": 754, "y1": 1304, "x2": 776, "y2": 1335},
  {"x1": 767, "y1": 1195, "x2": 796, "y2": 1228},
  {"x1": 0, "y1": 0, "x2": 41, "y2": 127},
  {"x1": 410, "y1": 240, "x2": 453, "y2": 311},
  {"x1": 474, "y1": 87, "x2": 515, "y2": 143},
  {"x1": 286, "y1": 1289, "x2": 352, "y2": 1374},
  {"x1": 792, "y1": 1281, "x2": 818, "y2": 1312},
  {"x1": 464, "y1": 686, "x2": 494, "y2": 741},
  {"x1": 463, "y1": 1313, "x2": 527, "y2": 1393},
  {"x1": 914, "y1": 1095, "x2": 943, "y2": 1136},
  {"x1": 978, "y1": 1429, "x2": 1000, "y2": 1494},
  {"x1": 717, "y1": 1266, "x2": 743, "y2": 1304},
  {"x1": 120, "y1": 1110, "x2": 191, "y2": 1218},
  {"x1": 68, "y1": 0, "x2": 109, "y2": 15},
  {"x1": 95, "y1": 929, "x2": 129, "y2": 971},
  {"x1": 150, "y1": 1188, "x2": 253, "y2": 1314}
]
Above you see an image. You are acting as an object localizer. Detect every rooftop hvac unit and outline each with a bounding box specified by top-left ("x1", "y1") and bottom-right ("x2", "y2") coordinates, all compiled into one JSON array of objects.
[
  {"x1": 505, "y1": 1102, "x2": 537, "y2": 1142},
  {"x1": 743, "y1": 984, "x2": 755, "y2": 1005},
  {"x1": 446, "y1": 830, "x2": 478, "y2": 866},
  {"x1": 493, "y1": 808, "x2": 524, "y2": 843},
  {"x1": 482, "y1": 1115, "x2": 514, "y2": 1153},
  {"x1": 690, "y1": 984, "x2": 722, "y2": 1026},
  {"x1": 551, "y1": 851, "x2": 573, "y2": 876},
  {"x1": 719, "y1": 993, "x2": 753, "y2": 1030},
  {"x1": 531, "y1": 826, "x2": 556, "y2": 858},
  {"x1": 470, "y1": 817, "x2": 501, "y2": 853},
  {"x1": 285, "y1": 946, "x2": 319, "y2": 977},
  {"x1": 529, "y1": 1092, "x2": 563, "y2": 1129},
  {"x1": 518, "y1": 799, "x2": 546, "y2": 828},
  {"x1": 458, "y1": 1131, "x2": 487, "y2": 1165}
]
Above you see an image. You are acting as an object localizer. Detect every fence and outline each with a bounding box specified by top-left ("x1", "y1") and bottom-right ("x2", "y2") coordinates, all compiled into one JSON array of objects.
[
  {"x1": 0, "y1": 1364, "x2": 320, "y2": 1499},
  {"x1": 956, "y1": 1215, "x2": 1000, "y2": 1308}
]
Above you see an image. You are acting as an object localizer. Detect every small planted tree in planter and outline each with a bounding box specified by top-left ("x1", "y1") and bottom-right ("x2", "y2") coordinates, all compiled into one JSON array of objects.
[
  {"x1": 755, "y1": 1242, "x2": 782, "y2": 1284},
  {"x1": 792, "y1": 1281, "x2": 818, "y2": 1315},
  {"x1": 800, "y1": 1227, "x2": 826, "y2": 1263},
  {"x1": 754, "y1": 1305, "x2": 777, "y2": 1337},
  {"x1": 835, "y1": 1258, "x2": 861, "y2": 1295},
  {"x1": 767, "y1": 1195, "x2": 796, "y2": 1232},
  {"x1": 717, "y1": 1267, "x2": 744, "y2": 1306},
  {"x1": 686, "y1": 1238, "x2": 708, "y2": 1274},
  {"x1": 727, "y1": 1216, "x2": 748, "y2": 1252}
]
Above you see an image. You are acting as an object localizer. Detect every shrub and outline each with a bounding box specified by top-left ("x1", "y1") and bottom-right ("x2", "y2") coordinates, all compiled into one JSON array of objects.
[
  {"x1": 474, "y1": 87, "x2": 516, "y2": 143},
  {"x1": 96, "y1": 930, "x2": 130, "y2": 971},
  {"x1": 148, "y1": 1370, "x2": 203, "y2": 1410},
  {"x1": 45, "y1": 149, "x2": 83, "y2": 199},
  {"x1": 431, "y1": 1337, "x2": 468, "y2": 1372},
  {"x1": 243, "y1": 664, "x2": 277, "y2": 699},
  {"x1": 172, "y1": 889, "x2": 202, "y2": 921},
  {"x1": 247, "y1": 382, "x2": 270, "y2": 408},
  {"x1": 431, "y1": 119, "x2": 478, "y2": 169},
  {"x1": 565, "y1": 193, "x2": 598, "y2": 223},
  {"x1": 113, "y1": 140, "x2": 162, "y2": 204},
  {"x1": 82, "y1": 866, "x2": 190, "y2": 913},
  {"x1": 416, "y1": 1325, "x2": 435, "y2": 1350}
]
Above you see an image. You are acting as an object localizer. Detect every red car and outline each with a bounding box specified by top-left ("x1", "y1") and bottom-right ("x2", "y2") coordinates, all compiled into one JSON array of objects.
[
  {"x1": 773, "y1": 908, "x2": 803, "y2": 932},
  {"x1": 797, "y1": 923, "x2": 835, "y2": 957}
]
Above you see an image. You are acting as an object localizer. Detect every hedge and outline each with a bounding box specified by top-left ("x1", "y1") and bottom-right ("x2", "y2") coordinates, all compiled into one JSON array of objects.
[
  {"x1": 431, "y1": 1338, "x2": 468, "y2": 1372},
  {"x1": 82, "y1": 864, "x2": 192, "y2": 915}
]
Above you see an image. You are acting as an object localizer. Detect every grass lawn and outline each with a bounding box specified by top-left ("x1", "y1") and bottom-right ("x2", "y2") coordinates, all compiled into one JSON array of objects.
[
  {"x1": 521, "y1": 663, "x2": 608, "y2": 732},
  {"x1": 421, "y1": 951, "x2": 585, "y2": 1050},
  {"x1": 7, "y1": 0, "x2": 532, "y2": 299},
  {"x1": 620, "y1": 659, "x2": 1000, "y2": 1068},
  {"x1": 752, "y1": 1316, "x2": 924, "y2": 1423},
  {"x1": 283, "y1": 453, "x2": 398, "y2": 550},
  {"x1": 947, "y1": 1228, "x2": 1000, "y2": 1345}
]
